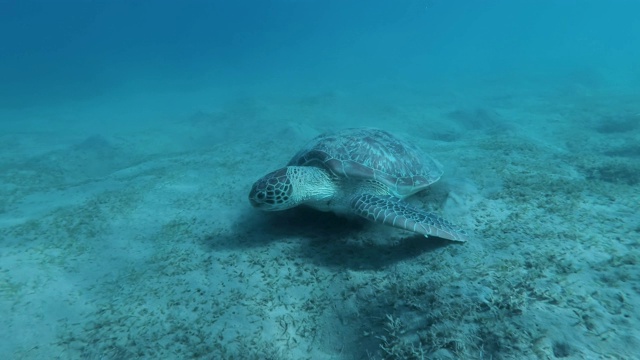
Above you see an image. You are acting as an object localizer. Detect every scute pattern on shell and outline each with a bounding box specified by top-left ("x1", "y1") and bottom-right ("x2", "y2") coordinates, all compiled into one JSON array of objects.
[{"x1": 287, "y1": 128, "x2": 443, "y2": 196}]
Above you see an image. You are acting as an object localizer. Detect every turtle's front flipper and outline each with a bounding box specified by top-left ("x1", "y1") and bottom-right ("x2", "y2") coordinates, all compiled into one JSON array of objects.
[{"x1": 350, "y1": 194, "x2": 467, "y2": 242}]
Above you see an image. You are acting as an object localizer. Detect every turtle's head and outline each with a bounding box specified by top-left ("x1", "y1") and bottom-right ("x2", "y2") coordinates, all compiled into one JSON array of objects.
[{"x1": 249, "y1": 168, "x2": 296, "y2": 211}]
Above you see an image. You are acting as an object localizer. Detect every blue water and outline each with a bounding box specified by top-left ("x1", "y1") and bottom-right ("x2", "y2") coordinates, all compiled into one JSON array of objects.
[
  {"x1": 1, "y1": 1, "x2": 639, "y2": 359},
  {"x1": 2, "y1": 0, "x2": 638, "y2": 109}
]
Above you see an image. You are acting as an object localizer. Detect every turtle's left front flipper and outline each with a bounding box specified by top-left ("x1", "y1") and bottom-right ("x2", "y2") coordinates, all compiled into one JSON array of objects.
[{"x1": 350, "y1": 194, "x2": 467, "y2": 242}]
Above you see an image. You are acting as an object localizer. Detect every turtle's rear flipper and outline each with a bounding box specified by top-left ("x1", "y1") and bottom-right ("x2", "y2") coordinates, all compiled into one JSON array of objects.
[{"x1": 350, "y1": 194, "x2": 467, "y2": 242}]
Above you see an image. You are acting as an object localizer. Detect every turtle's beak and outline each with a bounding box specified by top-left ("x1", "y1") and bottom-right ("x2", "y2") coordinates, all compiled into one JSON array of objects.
[
  {"x1": 248, "y1": 180, "x2": 267, "y2": 208},
  {"x1": 248, "y1": 195, "x2": 259, "y2": 207}
]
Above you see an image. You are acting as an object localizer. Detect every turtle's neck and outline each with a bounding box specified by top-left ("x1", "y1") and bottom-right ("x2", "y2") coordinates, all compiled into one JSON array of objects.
[{"x1": 286, "y1": 166, "x2": 336, "y2": 205}]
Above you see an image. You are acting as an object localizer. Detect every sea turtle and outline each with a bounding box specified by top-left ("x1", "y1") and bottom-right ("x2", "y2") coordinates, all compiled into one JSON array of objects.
[{"x1": 248, "y1": 128, "x2": 467, "y2": 242}]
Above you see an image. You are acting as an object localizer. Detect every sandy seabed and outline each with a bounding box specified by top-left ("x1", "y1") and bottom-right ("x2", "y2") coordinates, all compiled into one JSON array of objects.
[{"x1": 1, "y1": 86, "x2": 639, "y2": 359}]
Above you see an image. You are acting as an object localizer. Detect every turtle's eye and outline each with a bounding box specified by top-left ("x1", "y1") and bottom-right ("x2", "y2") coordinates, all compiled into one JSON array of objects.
[{"x1": 256, "y1": 192, "x2": 266, "y2": 200}]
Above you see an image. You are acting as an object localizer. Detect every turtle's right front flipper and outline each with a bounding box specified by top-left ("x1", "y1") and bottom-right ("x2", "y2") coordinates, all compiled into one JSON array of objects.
[{"x1": 350, "y1": 194, "x2": 467, "y2": 242}]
